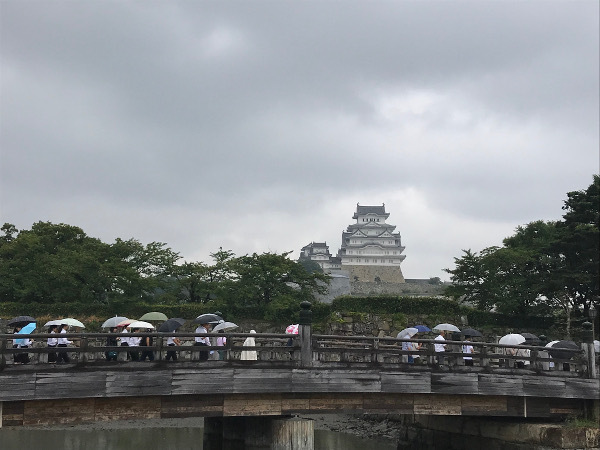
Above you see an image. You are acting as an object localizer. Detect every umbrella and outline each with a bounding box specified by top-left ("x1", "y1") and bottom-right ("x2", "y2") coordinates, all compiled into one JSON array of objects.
[
  {"x1": 139, "y1": 312, "x2": 168, "y2": 321},
  {"x1": 548, "y1": 340, "x2": 579, "y2": 360},
  {"x1": 43, "y1": 320, "x2": 62, "y2": 327},
  {"x1": 193, "y1": 313, "x2": 223, "y2": 324},
  {"x1": 545, "y1": 340, "x2": 559, "y2": 348},
  {"x1": 212, "y1": 322, "x2": 238, "y2": 332},
  {"x1": 117, "y1": 319, "x2": 135, "y2": 328},
  {"x1": 101, "y1": 316, "x2": 129, "y2": 329},
  {"x1": 499, "y1": 333, "x2": 526, "y2": 346},
  {"x1": 461, "y1": 328, "x2": 483, "y2": 338},
  {"x1": 15, "y1": 322, "x2": 36, "y2": 345},
  {"x1": 60, "y1": 318, "x2": 85, "y2": 328},
  {"x1": 397, "y1": 327, "x2": 419, "y2": 339},
  {"x1": 521, "y1": 332, "x2": 539, "y2": 343},
  {"x1": 433, "y1": 323, "x2": 461, "y2": 333},
  {"x1": 158, "y1": 318, "x2": 186, "y2": 332},
  {"x1": 8, "y1": 315, "x2": 36, "y2": 326},
  {"x1": 413, "y1": 325, "x2": 431, "y2": 333},
  {"x1": 285, "y1": 324, "x2": 299, "y2": 335},
  {"x1": 127, "y1": 320, "x2": 155, "y2": 330}
]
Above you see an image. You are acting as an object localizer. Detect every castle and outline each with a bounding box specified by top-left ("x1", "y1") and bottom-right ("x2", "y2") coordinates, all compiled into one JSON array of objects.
[{"x1": 300, "y1": 203, "x2": 406, "y2": 283}]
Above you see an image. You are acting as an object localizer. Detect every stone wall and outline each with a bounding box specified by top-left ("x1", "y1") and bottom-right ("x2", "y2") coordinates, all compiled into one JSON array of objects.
[
  {"x1": 349, "y1": 280, "x2": 445, "y2": 297},
  {"x1": 343, "y1": 265, "x2": 405, "y2": 283}
]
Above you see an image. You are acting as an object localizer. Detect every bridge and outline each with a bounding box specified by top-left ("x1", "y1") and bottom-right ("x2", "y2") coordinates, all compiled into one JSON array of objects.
[{"x1": 1, "y1": 306, "x2": 598, "y2": 449}]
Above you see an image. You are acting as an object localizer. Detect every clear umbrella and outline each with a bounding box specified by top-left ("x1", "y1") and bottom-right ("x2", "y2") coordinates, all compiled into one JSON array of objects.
[
  {"x1": 397, "y1": 327, "x2": 419, "y2": 339},
  {"x1": 101, "y1": 316, "x2": 129, "y2": 329},
  {"x1": 212, "y1": 322, "x2": 238, "y2": 332},
  {"x1": 498, "y1": 333, "x2": 526, "y2": 345},
  {"x1": 433, "y1": 323, "x2": 461, "y2": 333},
  {"x1": 59, "y1": 318, "x2": 85, "y2": 328},
  {"x1": 127, "y1": 320, "x2": 155, "y2": 329}
]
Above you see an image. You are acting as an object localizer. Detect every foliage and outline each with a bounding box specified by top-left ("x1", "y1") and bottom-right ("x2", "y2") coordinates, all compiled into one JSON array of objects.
[{"x1": 444, "y1": 176, "x2": 599, "y2": 334}]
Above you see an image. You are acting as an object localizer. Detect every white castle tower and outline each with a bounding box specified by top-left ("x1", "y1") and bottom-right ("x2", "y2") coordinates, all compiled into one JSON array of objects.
[{"x1": 338, "y1": 203, "x2": 406, "y2": 283}]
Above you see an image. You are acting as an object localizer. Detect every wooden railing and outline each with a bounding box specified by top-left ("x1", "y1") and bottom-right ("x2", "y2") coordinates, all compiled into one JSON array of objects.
[{"x1": 0, "y1": 331, "x2": 597, "y2": 378}]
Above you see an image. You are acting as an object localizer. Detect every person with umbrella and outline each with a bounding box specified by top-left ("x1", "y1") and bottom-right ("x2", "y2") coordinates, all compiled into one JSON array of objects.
[
  {"x1": 462, "y1": 337, "x2": 474, "y2": 366},
  {"x1": 56, "y1": 324, "x2": 72, "y2": 363},
  {"x1": 434, "y1": 331, "x2": 447, "y2": 364},
  {"x1": 47, "y1": 324, "x2": 58, "y2": 363},
  {"x1": 158, "y1": 319, "x2": 186, "y2": 362},
  {"x1": 194, "y1": 322, "x2": 211, "y2": 361},
  {"x1": 105, "y1": 327, "x2": 119, "y2": 362},
  {"x1": 13, "y1": 324, "x2": 32, "y2": 364}
]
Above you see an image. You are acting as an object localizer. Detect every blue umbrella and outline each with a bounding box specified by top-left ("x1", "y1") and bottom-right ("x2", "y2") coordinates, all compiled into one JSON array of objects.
[
  {"x1": 15, "y1": 322, "x2": 36, "y2": 345},
  {"x1": 414, "y1": 325, "x2": 431, "y2": 332}
]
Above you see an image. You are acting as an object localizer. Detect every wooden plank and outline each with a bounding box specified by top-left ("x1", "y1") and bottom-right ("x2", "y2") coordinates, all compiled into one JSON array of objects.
[
  {"x1": 1, "y1": 401, "x2": 24, "y2": 426},
  {"x1": 414, "y1": 394, "x2": 462, "y2": 416},
  {"x1": 308, "y1": 393, "x2": 364, "y2": 412},
  {"x1": 281, "y1": 394, "x2": 312, "y2": 414},
  {"x1": 380, "y1": 372, "x2": 431, "y2": 393},
  {"x1": 478, "y1": 374, "x2": 524, "y2": 396},
  {"x1": 223, "y1": 394, "x2": 282, "y2": 416},
  {"x1": 292, "y1": 370, "x2": 381, "y2": 393},
  {"x1": 363, "y1": 393, "x2": 414, "y2": 414},
  {"x1": 521, "y1": 376, "x2": 566, "y2": 398},
  {"x1": 171, "y1": 368, "x2": 235, "y2": 395},
  {"x1": 431, "y1": 373, "x2": 478, "y2": 395},
  {"x1": 35, "y1": 372, "x2": 108, "y2": 399},
  {"x1": 461, "y1": 395, "x2": 507, "y2": 415},
  {"x1": 106, "y1": 371, "x2": 172, "y2": 396},
  {"x1": 24, "y1": 398, "x2": 95, "y2": 426},
  {"x1": 233, "y1": 368, "x2": 293, "y2": 393},
  {"x1": 564, "y1": 378, "x2": 600, "y2": 399},
  {"x1": 94, "y1": 396, "x2": 161, "y2": 422},
  {"x1": 0, "y1": 374, "x2": 36, "y2": 400},
  {"x1": 161, "y1": 394, "x2": 224, "y2": 418}
]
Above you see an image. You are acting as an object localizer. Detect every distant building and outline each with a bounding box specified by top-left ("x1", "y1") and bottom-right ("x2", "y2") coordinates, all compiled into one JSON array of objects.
[
  {"x1": 338, "y1": 203, "x2": 406, "y2": 283},
  {"x1": 299, "y1": 242, "x2": 341, "y2": 271}
]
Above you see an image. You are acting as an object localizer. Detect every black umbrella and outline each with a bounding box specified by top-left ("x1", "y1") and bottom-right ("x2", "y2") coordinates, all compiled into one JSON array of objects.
[
  {"x1": 521, "y1": 332, "x2": 540, "y2": 343},
  {"x1": 193, "y1": 313, "x2": 223, "y2": 324},
  {"x1": 8, "y1": 315, "x2": 36, "y2": 326},
  {"x1": 158, "y1": 318, "x2": 186, "y2": 332},
  {"x1": 548, "y1": 340, "x2": 579, "y2": 360},
  {"x1": 461, "y1": 328, "x2": 483, "y2": 338}
]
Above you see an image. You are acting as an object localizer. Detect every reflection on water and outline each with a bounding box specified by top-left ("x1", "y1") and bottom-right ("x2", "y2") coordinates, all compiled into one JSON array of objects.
[{"x1": 0, "y1": 423, "x2": 396, "y2": 450}]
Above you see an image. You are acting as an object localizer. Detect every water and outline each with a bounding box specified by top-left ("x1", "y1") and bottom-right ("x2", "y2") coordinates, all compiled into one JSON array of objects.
[{"x1": 0, "y1": 420, "x2": 397, "y2": 450}]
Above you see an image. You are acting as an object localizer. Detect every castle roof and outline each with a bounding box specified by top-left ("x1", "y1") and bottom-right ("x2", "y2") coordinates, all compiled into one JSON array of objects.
[{"x1": 353, "y1": 204, "x2": 389, "y2": 219}]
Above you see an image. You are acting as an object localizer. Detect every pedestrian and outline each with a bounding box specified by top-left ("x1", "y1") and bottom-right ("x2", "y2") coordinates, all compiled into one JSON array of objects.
[
  {"x1": 434, "y1": 330, "x2": 446, "y2": 364},
  {"x1": 12, "y1": 326, "x2": 31, "y2": 364},
  {"x1": 105, "y1": 327, "x2": 118, "y2": 361},
  {"x1": 139, "y1": 328, "x2": 154, "y2": 362},
  {"x1": 128, "y1": 328, "x2": 140, "y2": 361},
  {"x1": 240, "y1": 330, "x2": 258, "y2": 361},
  {"x1": 216, "y1": 330, "x2": 227, "y2": 360},
  {"x1": 56, "y1": 324, "x2": 72, "y2": 363},
  {"x1": 166, "y1": 333, "x2": 181, "y2": 361},
  {"x1": 462, "y1": 338, "x2": 474, "y2": 366},
  {"x1": 194, "y1": 322, "x2": 211, "y2": 361},
  {"x1": 47, "y1": 325, "x2": 58, "y2": 363},
  {"x1": 118, "y1": 326, "x2": 130, "y2": 360}
]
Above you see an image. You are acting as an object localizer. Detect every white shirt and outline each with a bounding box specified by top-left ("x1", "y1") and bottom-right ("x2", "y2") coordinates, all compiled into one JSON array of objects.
[
  {"x1": 57, "y1": 329, "x2": 72, "y2": 345},
  {"x1": 195, "y1": 326, "x2": 210, "y2": 345},
  {"x1": 462, "y1": 344, "x2": 473, "y2": 360},
  {"x1": 434, "y1": 334, "x2": 446, "y2": 352},
  {"x1": 47, "y1": 330, "x2": 58, "y2": 346}
]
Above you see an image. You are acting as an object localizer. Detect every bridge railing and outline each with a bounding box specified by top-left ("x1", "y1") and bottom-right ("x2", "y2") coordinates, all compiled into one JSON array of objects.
[{"x1": 0, "y1": 331, "x2": 596, "y2": 378}]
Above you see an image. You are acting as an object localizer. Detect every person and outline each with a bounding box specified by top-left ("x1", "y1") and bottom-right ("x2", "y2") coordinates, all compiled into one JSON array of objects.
[
  {"x1": 216, "y1": 330, "x2": 227, "y2": 361},
  {"x1": 401, "y1": 338, "x2": 415, "y2": 364},
  {"x1": 194, "y1": 322, "x2": 211, "y2": 361},
  {"x1": 118, "y1": 326, "x2": 130, "y2": 360},
  {"x1": 166, "y1": 333, "x2": 181, "y2": 361},
  {"x1": 128, "y1": 328, "x2": 140, "y2": 361},
  {"x1": 462, "y1": 338, "x2": 474, "y2": 366},
  {"x1": 47, "y1": 325, "x2": 58, "y2": 363},
  {"x1": 434, "y1": 331, "x2": 446, "y2": 364},
  {"x1": 56, "y1": 324, "x2": 72, "y2": 363},
  {"x1": 410, "y1": 339, "x2": 422, "y2": 364},
  {"x1": 515, "y1": 347, "x2": 530, "y2": 369},
  {"x1": 240, "y1": 330, "x2": 257, "y2": 361},
  {"x1": 139, "y1": 328, "x2": 154, "y2": 362},
  {"x1": 13, "y1": 326, "x2": 31, "y2": 364},
  {"x1": 105, "y1": 327, "x2": 118, "y2": 361}
]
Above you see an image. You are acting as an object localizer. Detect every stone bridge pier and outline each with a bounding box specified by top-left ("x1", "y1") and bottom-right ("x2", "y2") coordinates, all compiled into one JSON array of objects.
[{"x1": 204, "y1": 416, "x2": 313, "y2": 450}]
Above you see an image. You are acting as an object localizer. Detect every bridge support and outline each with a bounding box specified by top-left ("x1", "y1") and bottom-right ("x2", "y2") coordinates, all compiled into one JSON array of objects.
[
  {"x1": 0, "y1": 401, "x2": 3, "y2": 429},
  {"x1": 204, "y1": 416, "x2": 314, "y2": 450}
]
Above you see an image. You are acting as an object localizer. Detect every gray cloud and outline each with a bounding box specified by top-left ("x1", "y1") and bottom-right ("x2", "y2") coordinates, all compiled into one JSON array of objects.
[{"x1": 1, "y1": 1, "x2": 598, "y2": 280}]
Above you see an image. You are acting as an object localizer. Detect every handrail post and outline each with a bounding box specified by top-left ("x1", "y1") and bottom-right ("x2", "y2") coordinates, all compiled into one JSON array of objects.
[
  {"x1": 79, "y1": 336, "x2": 88, "y2": 365},
  {"x1": 480, "y1": 344, "x2": 489, "y2": 368},
  {"x1": 299, "y1": 301, "x2": 313, "y2": 368},
  {"x1": 0, "y1": 337, "x2": 6, "y2": 369},
  {"x1": 156, "y1": 334, "x2": 164, "y2": 362},
  {"x1": 582, "y1": 322, "x2": 596, "y2": 379}
]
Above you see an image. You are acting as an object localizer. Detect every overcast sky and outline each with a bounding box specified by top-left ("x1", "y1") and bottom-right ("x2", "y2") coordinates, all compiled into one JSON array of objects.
[{"x1": 1, "y1": 1, "x2": 598, "y2": 281}]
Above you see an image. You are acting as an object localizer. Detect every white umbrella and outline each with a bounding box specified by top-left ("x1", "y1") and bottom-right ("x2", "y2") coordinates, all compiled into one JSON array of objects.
[
  {"x1": 59, "y1": 318, "x2": 85, "y2": 328},
  {"x1": 212, "y1": 322, "x2": 238, "y2": 332},
  {"x1": 101, "y1": 316, "x2": 129, "y2": 329},
  {"x1": 397, "y1": 327, "x2": 419, "y2": 339},
  {"x1": 127, "y1": 320, "x2": 155, "y2": 329},
  {"x1": 43, "y1": 320, "x2": 62, "y2": 327},
  {"x1": 499, "y1": 333, "x2": 526, "y2": 345},
  {"x1": 433, "y1": 323, "x2": 460, "y2": 332}
]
